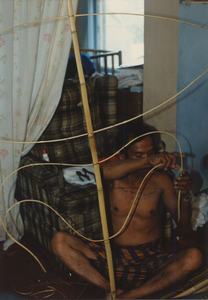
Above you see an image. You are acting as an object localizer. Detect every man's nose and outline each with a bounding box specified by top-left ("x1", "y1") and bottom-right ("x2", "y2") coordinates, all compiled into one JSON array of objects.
[{"x1": 141, "y1": 153, "x2": 148, "y2": 158}]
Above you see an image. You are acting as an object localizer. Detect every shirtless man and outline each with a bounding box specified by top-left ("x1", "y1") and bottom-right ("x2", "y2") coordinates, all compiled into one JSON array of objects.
[{"x1": 51, "y1": 123, "x2": 203, "y2": 299}]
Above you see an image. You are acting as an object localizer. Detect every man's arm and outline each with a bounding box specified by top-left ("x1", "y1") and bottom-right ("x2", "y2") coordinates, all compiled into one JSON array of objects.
[
  {"x1": 101, "y1": 152, "x2": 178, "y2": 181},
  {"x1": 162, "y1": 171, "x2": 192, "y2": 237},
  {"x1": 174, "y1": 171, "x2": 193, "y2": 237}
]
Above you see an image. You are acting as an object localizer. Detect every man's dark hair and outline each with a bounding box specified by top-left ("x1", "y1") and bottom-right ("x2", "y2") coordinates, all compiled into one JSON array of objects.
[{"x1": 115, "y1": 120, "x2": 156, "y2": 156}]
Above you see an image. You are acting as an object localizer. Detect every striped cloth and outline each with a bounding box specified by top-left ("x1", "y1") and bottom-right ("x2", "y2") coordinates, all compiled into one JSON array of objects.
[{"x1": 81, "y1": 238, "x2": 175, "y2": 290}]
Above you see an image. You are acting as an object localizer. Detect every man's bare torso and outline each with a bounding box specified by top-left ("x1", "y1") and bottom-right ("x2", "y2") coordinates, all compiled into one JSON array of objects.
[{"x1": 108, "y1": 170, "x2": 167, "y2": 246}]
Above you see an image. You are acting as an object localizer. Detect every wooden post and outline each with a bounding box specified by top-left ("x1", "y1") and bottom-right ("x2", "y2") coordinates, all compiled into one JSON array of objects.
[{"x1": 66, "y1": 1, "x2": 116, "y2": 299}]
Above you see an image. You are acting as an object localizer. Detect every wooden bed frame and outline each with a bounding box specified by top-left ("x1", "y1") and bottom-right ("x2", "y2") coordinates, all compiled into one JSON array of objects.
[{"x1": 71, "y1": 48, "x2": 122, "y2": 75}]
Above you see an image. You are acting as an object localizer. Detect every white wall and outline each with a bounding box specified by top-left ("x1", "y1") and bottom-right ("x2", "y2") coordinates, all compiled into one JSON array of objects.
[{"x1": 143, "y1": 0, "x2": 179, "y2": 152}]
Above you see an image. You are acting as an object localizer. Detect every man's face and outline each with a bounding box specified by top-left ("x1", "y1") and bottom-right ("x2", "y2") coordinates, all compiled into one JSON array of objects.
[{"x1": 126, "y1": 136, "x2": 155, "y2": 159}]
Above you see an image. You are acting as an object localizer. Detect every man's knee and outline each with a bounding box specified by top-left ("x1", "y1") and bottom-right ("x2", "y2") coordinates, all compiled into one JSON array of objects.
[
  {"x1": 51, "y1": 231, "x2": 71, "y2": 255},
  {"x1": 183, "y1": 247, "x2": 203, "y2": 272}
]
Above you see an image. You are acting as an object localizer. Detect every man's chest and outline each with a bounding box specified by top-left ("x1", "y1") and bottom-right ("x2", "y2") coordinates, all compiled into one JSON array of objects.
[{"x1": 110, "y1": 179, "x2": 162, "y2": 218}]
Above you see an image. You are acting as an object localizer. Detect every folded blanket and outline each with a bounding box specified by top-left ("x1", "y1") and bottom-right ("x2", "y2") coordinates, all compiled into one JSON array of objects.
[{"x1": 115, "y1": 69, "x2": 143, "y2": 89}]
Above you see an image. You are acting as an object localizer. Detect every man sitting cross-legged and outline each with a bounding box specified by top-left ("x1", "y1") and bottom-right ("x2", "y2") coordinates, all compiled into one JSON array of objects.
[{"x1": 51, "y1": 121, "x2": 203, "y2": 299}]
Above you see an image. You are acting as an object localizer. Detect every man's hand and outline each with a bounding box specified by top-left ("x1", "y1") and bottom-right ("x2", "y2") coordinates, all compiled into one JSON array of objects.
[
  {"x1": 174, "y1": 170, "x2": 192, "y2": 198},
  {"x1": 149, "y1": 152, "x2": 178, "y2": 171}
]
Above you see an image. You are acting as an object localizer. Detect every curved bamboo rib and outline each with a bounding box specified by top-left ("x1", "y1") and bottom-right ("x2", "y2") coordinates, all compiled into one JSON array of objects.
[
  {"x1": 1, "y1": 159, "x2": 182, "y2": 276},
  {"x1": 1, "y1": 67, "x2": 208, "y2": 146},
  {"x1": 0, "y1": 133, "x2": 183, "y2": 237},
  {"x1": 0, "y1": 130, "x2": 183, "y2": 295},
  {"x1": 1, "y1": 4, "x2": 204, "y2": 298},
  {"x1": 0, "y1": 163, "x2": 162, "y2": 274},
  {"x1": 0, "y1": 131, "x2": 184, "y2": 200},
  {"x1": 1, "y1": 12, "x2": 208, "y2": 34}
]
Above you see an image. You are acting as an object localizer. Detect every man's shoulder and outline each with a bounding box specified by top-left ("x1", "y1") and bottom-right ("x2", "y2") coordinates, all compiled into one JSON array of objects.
[{"x1": 153, "y1": 170, "x2": 174, "y2": 184}]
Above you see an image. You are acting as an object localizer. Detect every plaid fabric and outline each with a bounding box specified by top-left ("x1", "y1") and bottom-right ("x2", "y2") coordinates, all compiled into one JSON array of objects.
[
  {"x1": 82, "y1": 238, "x2": 175, "y2": 290},
  {"x1": 20, "y1": 204, "x2": 57, "y2": 251},
  {"x1": 31, "y1": 76, "x2": 105, "y2": 164},
  {"x1": 91, "y1": 75, "x2": 118, "y2": 156},
  {"x1": 16, "y1": 155, "x2": 103, "y2": 251},
  {"x1": 16, "y1": 156, "x2": 172, "y2": 253},
  {"x1": 53, "y1": 181, "x2": 103, "y2": 239},
  {"x1": 16, "y1": 75, "x2": 118, "y2": 255},
  {"x1": 17, "y1": 155, "x2": 65, "y2": 188},
  {"x1": 91, "y1": 75, "x2": 118, "y2": 126},
  {"x1": 16, "y1": 155, "x2": 65, "y2": 243}
]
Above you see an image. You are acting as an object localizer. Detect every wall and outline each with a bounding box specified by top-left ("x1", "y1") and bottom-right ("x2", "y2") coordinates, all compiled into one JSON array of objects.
[
  {"x1": 143, "y1": 0, "x2": 179, "y2": 153},
  {"x1": 144, "y1": 0, "x2": 208, "y2": 193},
  {"x1": 177, "y1": 3, "x2": 208, "y2": 193},
  {"x1": 77, "y1": 0, "x2": 208, "y2": 193}
]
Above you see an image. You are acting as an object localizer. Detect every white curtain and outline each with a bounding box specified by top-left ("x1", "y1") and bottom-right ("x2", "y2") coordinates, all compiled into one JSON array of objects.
[{"x1": 0, "y1": 0, "x2": 78, "y2": 249}]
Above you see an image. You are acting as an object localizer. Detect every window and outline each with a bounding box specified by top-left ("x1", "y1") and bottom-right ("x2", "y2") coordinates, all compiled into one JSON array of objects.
[{"x1": 80, "y1": 0, "x2": 144, "y2": 68}]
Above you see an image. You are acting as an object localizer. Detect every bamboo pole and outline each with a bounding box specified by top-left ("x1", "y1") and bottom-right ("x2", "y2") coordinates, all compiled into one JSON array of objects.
[
  {"x1": 66, "y1": 1, "x2": 116, "y2": 299},
  {"x1": 175, "y1": 279, "x2": 208, "y2": 298}
]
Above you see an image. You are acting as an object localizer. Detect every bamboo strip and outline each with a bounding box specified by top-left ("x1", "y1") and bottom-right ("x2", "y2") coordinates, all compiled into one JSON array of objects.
[
  {"x1": 0, "y1": 131, "x2": 184, "y2": 202},
  {"x1": 2, "y1": 204, "x2": 47, "y2": 273},
  {"x1": 195, "y1": 284, "x2": 208, "y2": 294},
  {"x1": 0, "y1": 163, "x2": 162, "y2": 281},
  {"x1": 1, "y1": 67, "x2": 207, "y2": 146},
  {"x1": 175, "y1": 279, "x2": 208, "y2": 298},
  {"x1": 1, "y1": 13, "x2": 208, "y2": 34},
  {"x1": 0, "y1": 4, "x2": 203, "y2": 296},
  {"x1": 1, "y1": 159, "x2": 179, "y2": 282},
  {"x1": 66, "y1": 1, "x2": 116, "y2": 298}
]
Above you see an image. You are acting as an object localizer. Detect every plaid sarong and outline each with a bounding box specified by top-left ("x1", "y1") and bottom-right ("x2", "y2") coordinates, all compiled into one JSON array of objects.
[{"x1": 82, "y1": 238, "x2": 175, "y2": 290}]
